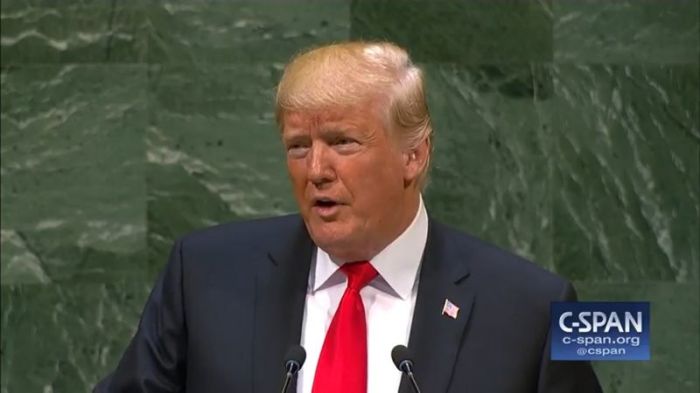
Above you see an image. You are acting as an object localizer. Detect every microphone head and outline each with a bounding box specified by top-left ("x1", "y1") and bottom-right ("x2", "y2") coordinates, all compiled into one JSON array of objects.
[
  {"x1": 285, "y1": 345, "x2": 307, "y2": 370},
  {"x1": 391, "y1": 345, "x2": 412, "y2": 371}
]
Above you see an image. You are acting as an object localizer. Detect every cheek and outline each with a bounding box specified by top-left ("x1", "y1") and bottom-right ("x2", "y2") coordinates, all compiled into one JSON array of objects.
[
  {"x1": 286, "y1": 161, "x2": 306, "y2": 184},
  {"x1": 286, "y1": 165, "x2": 308, "y2": 201},
  {"x1": 341, "y1": 157, "x2": 404, "y2": 204},
  {"x1": 363, "y1": 156, "x2": 404, "y2": 187}
]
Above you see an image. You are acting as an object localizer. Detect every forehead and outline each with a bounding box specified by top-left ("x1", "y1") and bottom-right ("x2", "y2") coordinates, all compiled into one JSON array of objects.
[{"x1": 282, "y1": 104, "x2": 386, "y2": 133}]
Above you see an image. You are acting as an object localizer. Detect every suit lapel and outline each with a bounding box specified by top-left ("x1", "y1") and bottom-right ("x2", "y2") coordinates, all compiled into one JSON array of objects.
[
  {"x1": 253, "y1": 217, "x2": 313, "y2": 393},
  {"x1": 399, "y1": 219, "x2": 475, "y2": 393}
]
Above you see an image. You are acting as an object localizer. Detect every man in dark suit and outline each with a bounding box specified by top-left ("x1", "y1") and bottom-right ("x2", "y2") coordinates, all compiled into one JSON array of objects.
[{"x1": 95, "y1": 41, "x2": 602, "y2": 392}]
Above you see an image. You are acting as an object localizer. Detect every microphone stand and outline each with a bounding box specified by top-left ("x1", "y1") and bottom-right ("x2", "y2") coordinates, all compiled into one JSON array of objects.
[
  {"x1": 401, "y1": 360, "x2": 422, "y2": 393},
  {"x1": 281, "y1": 371, "x2": 294, "y2": 393},
  {"x1": 281, "y1": 361, "x2": 300, "y2": 393}
]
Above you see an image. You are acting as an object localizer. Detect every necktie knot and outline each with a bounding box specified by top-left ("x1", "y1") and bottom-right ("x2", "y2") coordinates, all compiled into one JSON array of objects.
[{"x1": 341, "y1": 261, "x2": 377, "y2": 291}]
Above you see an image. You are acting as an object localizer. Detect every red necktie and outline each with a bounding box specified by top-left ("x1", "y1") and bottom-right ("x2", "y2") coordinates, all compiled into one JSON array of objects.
[{"x1": 312, "y1": 261, "x2": 378, "y2": 393}]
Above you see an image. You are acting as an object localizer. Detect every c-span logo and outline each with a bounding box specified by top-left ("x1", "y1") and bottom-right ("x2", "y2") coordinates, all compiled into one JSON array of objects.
[{"x1": 551, "y1": 302, "x2": 650, "y2": 361}]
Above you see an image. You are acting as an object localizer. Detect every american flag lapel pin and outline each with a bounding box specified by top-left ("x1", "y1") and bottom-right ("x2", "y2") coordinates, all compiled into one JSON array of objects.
[{"x1": 442, "y1": 298, "x2": 460, "y2": 319}]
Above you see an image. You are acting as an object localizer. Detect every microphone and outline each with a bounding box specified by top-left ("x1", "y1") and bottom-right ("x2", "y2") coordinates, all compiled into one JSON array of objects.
[
  {"x1": 281, "y1": 345, "x2": 306, "y2": 393},
  {"x1": 391, "y1": 345, "x2": 421, "y2": 393}
]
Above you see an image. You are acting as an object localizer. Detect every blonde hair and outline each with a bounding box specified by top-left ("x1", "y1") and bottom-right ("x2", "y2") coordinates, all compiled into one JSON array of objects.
[{"x1": 275, "y1": 41, "x2": 433, "y2": 187}]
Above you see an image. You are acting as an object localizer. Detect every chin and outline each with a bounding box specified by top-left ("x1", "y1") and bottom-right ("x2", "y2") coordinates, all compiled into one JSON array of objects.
[{"x1": 307, "y1": 222, "x2": 359, "y2": 258}]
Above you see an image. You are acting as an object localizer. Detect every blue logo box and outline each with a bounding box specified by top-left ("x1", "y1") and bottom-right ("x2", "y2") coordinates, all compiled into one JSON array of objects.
[{"x1": 550, "y1": 302, "x2": 650, "y2": 361}]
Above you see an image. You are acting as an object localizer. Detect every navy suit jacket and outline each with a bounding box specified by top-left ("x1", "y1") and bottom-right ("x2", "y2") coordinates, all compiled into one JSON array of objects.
[{"x1": 95, "y1": 214, "x2": 602, "y2": 392}]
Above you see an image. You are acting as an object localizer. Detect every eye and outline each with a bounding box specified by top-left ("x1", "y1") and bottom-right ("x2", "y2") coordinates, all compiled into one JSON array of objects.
[
  {"x1": 332, "y1": 137, "x2": 359, "y2": 147},
  {"x1": 286, "y1": 143, "x2": 309, "y2": 158},
  {"x1": 336, "y1": 138, "x2": 354, "y2": 145},
  {"x1": 330, "y1": 137, "x2": 361, "y2": 154}
]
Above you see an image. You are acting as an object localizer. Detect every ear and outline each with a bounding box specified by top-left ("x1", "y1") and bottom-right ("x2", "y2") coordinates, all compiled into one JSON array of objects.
[{"x1": 403, "y1": 137, "x2": 430, "y2": 184}]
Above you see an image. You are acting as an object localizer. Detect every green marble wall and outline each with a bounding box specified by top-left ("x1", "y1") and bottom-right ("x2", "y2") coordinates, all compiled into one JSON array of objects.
[{"x1": 1, "y1": 1, "x2": 697, "y2": 392}]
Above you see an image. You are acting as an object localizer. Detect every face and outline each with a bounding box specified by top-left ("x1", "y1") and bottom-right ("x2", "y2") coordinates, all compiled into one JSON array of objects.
[{"x1": 282, "y1": 103, "x2": 423, "y2": 261}]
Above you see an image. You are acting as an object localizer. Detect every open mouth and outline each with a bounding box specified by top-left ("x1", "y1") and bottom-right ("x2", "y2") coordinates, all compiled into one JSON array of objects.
[
  {"x1": 314, "y1": 198, "x2": 338, "y2": 208},
  {"x1": 314, "y1": 198, "x2": 340, "y2": 212}
]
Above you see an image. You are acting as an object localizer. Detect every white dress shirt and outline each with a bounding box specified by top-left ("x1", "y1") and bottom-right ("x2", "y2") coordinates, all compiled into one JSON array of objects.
[{"x1": 298, "y1": 196, "x2": 429, "y2": 393}]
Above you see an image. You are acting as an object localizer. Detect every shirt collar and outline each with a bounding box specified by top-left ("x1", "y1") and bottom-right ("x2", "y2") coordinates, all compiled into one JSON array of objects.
[{"x1": 312, "y1": 195, "x2": 429, "y2": 300}]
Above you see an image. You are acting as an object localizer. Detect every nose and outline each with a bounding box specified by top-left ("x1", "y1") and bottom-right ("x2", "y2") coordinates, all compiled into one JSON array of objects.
[{"x1": 307, "y1": 143, "x2": 335, "y2": 186}]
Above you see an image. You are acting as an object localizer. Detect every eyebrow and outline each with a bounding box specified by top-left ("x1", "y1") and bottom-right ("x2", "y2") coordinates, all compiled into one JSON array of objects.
[
  {"x1": 282, "y1": 123, "x2": 367, "y2": 146},
  {"x1": 282, "y1": 133, "x2": 309, "y2": 145},
  {"x1": 319, "y1": 128, "x2": 354, "y2": 139},
  {"x1": 284, "y1": 126, "x2": 356, "y2": 138}
]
